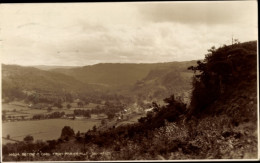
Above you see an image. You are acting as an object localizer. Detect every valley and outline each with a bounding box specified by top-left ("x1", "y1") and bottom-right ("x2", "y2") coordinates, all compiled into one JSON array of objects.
[
  {"x1": 1, "y1": 41, "x2": 258, "y2": 161},
  {"x1": 2, "y1": 61, "x2": 195, "y2": 146}
]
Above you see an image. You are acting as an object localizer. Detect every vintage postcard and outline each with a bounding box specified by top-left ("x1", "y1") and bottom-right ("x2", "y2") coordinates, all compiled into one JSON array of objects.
[{"x1": 0, "y1": 1, "x2": 258, "y2": 161}]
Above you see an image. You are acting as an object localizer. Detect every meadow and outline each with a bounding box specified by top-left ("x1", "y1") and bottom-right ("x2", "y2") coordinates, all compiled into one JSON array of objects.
[
  {"x1": 2, "y1": 102, "x2": 145, "y2": 146},
  {"x1": 2, "y1": 102, "x2": 103, "y2": 120}
]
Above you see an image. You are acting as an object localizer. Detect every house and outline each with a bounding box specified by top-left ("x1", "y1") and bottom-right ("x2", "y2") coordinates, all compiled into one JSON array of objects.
[
  {"x1": 75, "y1": 116, "x2": 85, "y2": 120},
  {"x1": 66, "y1": 114, "x2": 75, "y2": 119}
]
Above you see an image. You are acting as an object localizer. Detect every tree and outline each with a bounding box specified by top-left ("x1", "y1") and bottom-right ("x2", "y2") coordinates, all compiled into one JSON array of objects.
[
  {"x1": 66, "y1": 104, "x2": 71, "y2": 109},
  {"x1": 77, "y1": 101, "x2": 84, "y2": 108},
  {"x1": 76, "y1": 131, "x2": 81, "y2": 141},
  {"x1": 47, "y1": 106, "x2": 52, "y2": 112},
  {"x1": 60, "y1": 126, "x2": 75, "y2": 140},
  {"x1": 101, "y1": 119, "x2": 107, "y2": 126},
  {"x1": 2, "y1": 115, "x2": 6, "y2": 121},
  {"x1": 95, "y1": 105, "x2": 101, "y2": 110},
  {"x1": 234, "y1": 39, "x2": 240, "y2": 44},
  {"x1": 164, "y1": 95, "x2": 176, "y2": 107},
  {"x1": 152, "y1": 102, "x2": 160, "y2": 112},
  {"x1": 33, "y1": 114, "x2": 45, "y2": 120},
  {"x1": 187, "y1": 41, "x2": 257, "y2": 117},
  {"x1": 65, "y1": 93, "x2": 73, "y2": 103},
  {"x1": 104, "y1": 101, "x2": 112, "y2": 108},
  {"x1": 107, "y1": 112, "x2": 115, "y2": 120},
  {"x1": 24, "y1": 135, "x2": 34, "y2": 143},
  {"x1": 54, "y1": 101, "x2": 63, "y2": 109},
  {"x1": 92, "y1": 125, "x2": 97, "y2": 132},
  {"x1": 82, "y1": 98, "x2": 90, "y2": 106},
  {"x1": 76, "y1": 131, "x2": 80, "y2": 137}
]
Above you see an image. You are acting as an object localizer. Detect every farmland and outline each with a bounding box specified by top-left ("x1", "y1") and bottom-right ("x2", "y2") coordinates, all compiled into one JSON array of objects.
[
  {"x1": 2, "y1": 102, "x2": 105, "y2": 121},
  {"x1": 2, "y1": 102, "x2": 146, "y2": 145}
]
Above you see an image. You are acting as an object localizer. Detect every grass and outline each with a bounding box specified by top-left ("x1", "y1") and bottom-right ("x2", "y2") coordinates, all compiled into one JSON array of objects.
[
  {"x1": 2, "y1": 103, "x2": 98, "y2": 119},
  {"x1": 115, "y1": 113, "x2": 145, "y2": 127},
  {"x1": 2, "y1": 104, "x2": 26, "y2": 111}
]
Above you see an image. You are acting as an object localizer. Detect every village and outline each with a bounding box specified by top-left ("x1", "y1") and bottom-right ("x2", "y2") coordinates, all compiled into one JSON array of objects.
[
  {"x1": 2, "y1": 98, "x2": 152, "y2": 145},
  {"x1": 2, "y1": 98, "x2": 152, "y2": 127}
]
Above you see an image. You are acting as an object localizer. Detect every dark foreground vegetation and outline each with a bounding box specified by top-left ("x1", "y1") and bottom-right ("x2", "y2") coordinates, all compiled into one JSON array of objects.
[{"x1": 2, "y1": 41, "x2": 258, "y2": 161}]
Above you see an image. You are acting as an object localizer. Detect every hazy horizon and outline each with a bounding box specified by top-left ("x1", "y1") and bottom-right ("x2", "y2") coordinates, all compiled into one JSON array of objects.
[
  {"x1": 0, "y1": 1, "x2": 257, "y2": 66},
  {"x1": 2, "y1": 59, "x2": 201, "y2": 67}
]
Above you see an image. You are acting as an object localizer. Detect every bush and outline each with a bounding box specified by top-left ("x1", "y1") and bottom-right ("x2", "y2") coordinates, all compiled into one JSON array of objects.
[
  {"x1": 24, "y1": 135, "x2": 34, "y2": 143},
  {"x1": 60, "y1": 126, "x2": 75, "y2": 140}
]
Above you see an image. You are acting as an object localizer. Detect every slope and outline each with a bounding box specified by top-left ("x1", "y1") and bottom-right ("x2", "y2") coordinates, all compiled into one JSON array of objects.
[
  {"x1": 131, "y1": 62, "x2": 194, "y2": 103},
  {"x1": 51, "y1": 61, "x2": 197, "y2": 88},
  {"x1": 2, "y1": 64, "x2": 97, "y2": 95}
]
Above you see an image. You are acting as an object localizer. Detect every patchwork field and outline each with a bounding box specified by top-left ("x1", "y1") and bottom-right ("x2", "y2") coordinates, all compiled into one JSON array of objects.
[
  {"x1": 2, "y1": 103, "x2": 101, "y2": 120},
  {"x1": 2, "y1": 103, "x2": 142, "y2": 145}
]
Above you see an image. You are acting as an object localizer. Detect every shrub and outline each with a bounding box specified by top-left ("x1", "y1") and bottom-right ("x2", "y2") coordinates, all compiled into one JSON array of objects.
[
  {"x1": 24, "y1": 135, "x2": 34, "y2": 143},
  {"x1": 60, "y1": 126, "x2": 75, "y2": 140}
]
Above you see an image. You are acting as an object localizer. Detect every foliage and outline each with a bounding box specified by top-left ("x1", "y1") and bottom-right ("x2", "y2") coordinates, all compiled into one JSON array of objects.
[
  {"x1": 24, "y1": 135, "x2": 34, "y2": 143},
  {"x1": 66, "y1": 104, "x2": 72, "y2": 109},
  {"x1": 32, "y1": 111, "x2": 65, "y2": 120},
  {"x1": 47, "y1": 106, "x2": 52, "y2": 112},
  {"x1": 60, "y1": 126, "x2": 75, "y2": 140},
  {"x1": 138, "y1": 95, "x2": 186, "y2": 128},
  {"x1": 188, "y1": 41, "x2": 257, "y2": 117},
  {"x1": 2, "y1": 85, "x2": 26, "y2": 102},
  {"x1": 74, "y1": 109, "x2": 91, "y2": 118},
  {"x1": 2, "y1": 41, "x2": 257, "y2": 161}
]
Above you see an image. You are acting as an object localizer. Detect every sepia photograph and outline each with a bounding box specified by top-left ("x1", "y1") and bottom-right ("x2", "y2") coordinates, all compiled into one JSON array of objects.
[{"x1": 0, "y1": 1, "x2": 258, "y2": 161}]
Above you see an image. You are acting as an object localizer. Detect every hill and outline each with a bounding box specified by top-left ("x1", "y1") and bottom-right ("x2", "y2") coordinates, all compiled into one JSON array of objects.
[
  {"x1": 2, "y1": 61, "x2": 197, "y2": 103},
  {"x1": 83, "y1": 40, "x2": 258, "y2": 160},
  {"x1": 2, "y1": 41, "x2": 258, "y2": 161},
  {"x1": 52, "y1": 61, "x2": 196, "y2": 88},
  {"x1": 51, "y1": 61, "x2": 196, "y2": 102},
  {"x1": 131, "y1": 61, "x2": 194, "y2": 103},
  {"x1": 32, "y1": 65, "x2": 79, "y2": 71},
  {"x1": 2, "y1": 64, "x2": 98, "y2": 98}
]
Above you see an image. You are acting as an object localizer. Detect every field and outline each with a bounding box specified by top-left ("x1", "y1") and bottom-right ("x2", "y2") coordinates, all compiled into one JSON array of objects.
[
  {"x1": 2, "y1": 119, "x2": 100, "y2": 144},
  {"x1": 115, "y1": 113, "x2": 144, "y2": 127},
  {"x1": 2, "y1": 103, "x2": 102, "y2": 120},
  {"x1": 2, "y1": 102, "x2": 142, "y2": 145}
]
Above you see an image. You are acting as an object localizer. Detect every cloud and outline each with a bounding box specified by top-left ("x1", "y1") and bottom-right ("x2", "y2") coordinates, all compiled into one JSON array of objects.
[
  {"x1": 0, "y1": 2, "x2": 257, "y2": 66},
  {"x1": 137, "y1": 1, "x2": 257, "y2": 26}
]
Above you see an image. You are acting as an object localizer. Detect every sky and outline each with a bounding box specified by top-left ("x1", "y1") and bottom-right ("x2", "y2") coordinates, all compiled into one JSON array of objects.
[{"x1": 0, "y1": 1, "x2": 258, "y2": 66}]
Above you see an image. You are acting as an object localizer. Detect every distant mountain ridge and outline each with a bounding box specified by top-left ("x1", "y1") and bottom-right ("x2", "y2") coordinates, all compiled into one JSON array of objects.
[
  {"x1": 51, "y1": 61, "x2": 197, "y2": 87},
  {"x1": 2, "y1": 64, "x2": 97, "y2": 94},
  {"x1": 32, "y1": 65, "x2": 79, "y2": 71},
  {"x1": 2, "y1": 61, "x2": 197, "y2": 102}
]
